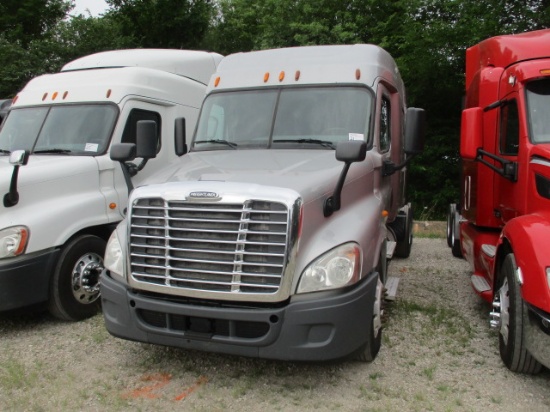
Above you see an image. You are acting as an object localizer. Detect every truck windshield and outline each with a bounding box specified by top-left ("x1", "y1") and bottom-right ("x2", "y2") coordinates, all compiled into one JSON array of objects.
[
  {"x1": 192, "y1": 86, "x2": 372, "y2": 151},
  {"x1": 0, "y1": 104, "x2": 118, "y2": 155},
  {"x1": 526, "y1": 79, "x2": 550, "y2": 144}
]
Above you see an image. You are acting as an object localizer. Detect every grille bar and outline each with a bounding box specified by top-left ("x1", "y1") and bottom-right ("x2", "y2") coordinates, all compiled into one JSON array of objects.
[{"x1": 129, "y1": 197, "x2": 290, "y2": 294}]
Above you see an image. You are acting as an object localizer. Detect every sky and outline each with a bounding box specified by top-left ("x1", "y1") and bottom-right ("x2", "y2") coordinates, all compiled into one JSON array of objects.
[{"x1": 71, "y1": 0, "x2": 109, "y2": 17}]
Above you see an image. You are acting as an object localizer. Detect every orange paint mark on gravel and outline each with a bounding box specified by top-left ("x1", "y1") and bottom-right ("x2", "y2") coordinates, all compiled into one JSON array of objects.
[
  {"x1": 174, "y1": 376, "x2": 208, "y2": 401},
  {"x1": 122, "y1": 373, "x2": 172, "y2": 400}
]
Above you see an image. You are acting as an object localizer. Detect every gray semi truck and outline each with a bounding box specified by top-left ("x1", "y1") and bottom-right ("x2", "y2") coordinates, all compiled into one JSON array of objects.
[{"x1": 100, "y1": 44, "x2": 425, "y2": 361}]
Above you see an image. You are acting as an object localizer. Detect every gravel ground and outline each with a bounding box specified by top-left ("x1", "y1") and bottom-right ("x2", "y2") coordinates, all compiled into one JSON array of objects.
[{"x1": 1, "y1": 236, "x2": 549, "y2": 411}]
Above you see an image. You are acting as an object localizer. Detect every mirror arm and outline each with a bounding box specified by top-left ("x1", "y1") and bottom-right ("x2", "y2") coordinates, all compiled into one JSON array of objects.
[
  {"x1": 4, "y1": 165, "x2": 22, "y2": 207},
  {"x1": 382, "y1": 153, "x2": 418, "y2": 177},
  {"x1": 324, "y1": 162, "x2": 351, "y2": 217}
]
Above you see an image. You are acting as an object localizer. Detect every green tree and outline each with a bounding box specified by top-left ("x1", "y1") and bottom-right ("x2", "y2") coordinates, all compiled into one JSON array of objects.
[
  {"x1": 210, "y1": 0, "x2": 550, "y2": 218},
  {"x1": 106, "y1": 0, "x2": 215, "y2": 49}
]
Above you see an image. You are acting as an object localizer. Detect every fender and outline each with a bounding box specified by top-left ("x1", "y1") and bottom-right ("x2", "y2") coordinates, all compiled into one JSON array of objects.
[{"x1": 500, "y1": 212, "x2": 550, "y2": 312}]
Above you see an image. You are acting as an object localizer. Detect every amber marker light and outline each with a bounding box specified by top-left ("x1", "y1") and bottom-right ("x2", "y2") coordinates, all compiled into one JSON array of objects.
[
  {"x1": 279, "y1": 71, "x2": 285, "y2": 82},
  {"x1": 263, "y1": 72, "x2": 270, "y2": 83},
  {"x1": 355, "y1": 69, "x2": 361, "y2": 80},
  {"x1": 52, "y1": 92, "x2": 58, "y2": 100},
  {"x1": 381, "y1": 210, "x2": 389, "y2": 218},
  {"x1": 109, "y1": 203, "x2": 117, "y2": 210},
  {"x1": 106, "y1": 89, "x2": 112, "y2": 98},
  {"x1": 42, "y1": 93, "x2": 48, "y2": 101},
  {"x1": 214, "y1": 76, "x2": 221, "y2": 87},
  {"x1": 540, "y1": 69, "x2": 550, "y2": 75},
  {"x1": 295, "y1": 70, "x2": 301, "y2": 81},
  {"x1": 63, "y1": 91, "x2": 68, "y2": 99},
  {"x1": 12, "y1": 95, "x2": 18, "y2": 104}
]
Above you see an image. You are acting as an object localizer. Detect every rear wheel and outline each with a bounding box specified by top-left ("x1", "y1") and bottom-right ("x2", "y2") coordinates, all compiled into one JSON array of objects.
[
  {"x1": 493, "y1": 254, "x2": 542, "y2": 374},
  {"x1": 447, "y1": 204, "x2": 462, "y2": 258},
  {"x1": 393, "y1": 203, "x2": 413, "y2": 258},
  {"x1": 48, "y1": 235, "x2": 106, "y2": 321}
]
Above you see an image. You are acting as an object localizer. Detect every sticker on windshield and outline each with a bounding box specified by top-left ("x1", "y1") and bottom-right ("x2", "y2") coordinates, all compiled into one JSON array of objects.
[
  {"x1": 348, "y1": 133, "x2": 364, "y2": 141},
  {"x1": 85, "y1": 143, "x2": 99, "y2": 152}
]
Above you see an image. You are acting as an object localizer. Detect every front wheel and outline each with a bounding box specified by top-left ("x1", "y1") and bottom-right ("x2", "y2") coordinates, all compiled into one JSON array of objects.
[
  {"x1": 48, "y1": 235, "x2": 106, "y2": 321},
  {"x1": 493, "y1": 254, "x2": 542, "y2": 374},
  {"x1": 355, "y1": 275, "x2": 383, "y2": 362}
]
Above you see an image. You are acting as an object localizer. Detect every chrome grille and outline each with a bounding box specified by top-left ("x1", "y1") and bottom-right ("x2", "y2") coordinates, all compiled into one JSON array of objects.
[{"x1": 129, "y1": 198, "x2": 289, "y2": 294}]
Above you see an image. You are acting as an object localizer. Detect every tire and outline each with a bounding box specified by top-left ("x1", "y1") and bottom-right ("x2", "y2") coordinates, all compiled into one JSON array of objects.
[
  {"x1": 493, "y1": 254, "x2": 542, "y2": 374},
  {"x1": 393, "y1": 204, "x2": 413, "y2": 258},
  {"x1": 48, "y1": 235, "x2": 106, "y2": 321},
  {"x1": 446, "y1": 204, "x2": 455, "y2": 248},
  {"x1": 449, "y1": 206, "x2": 463, "y2": 258},
  {"x1": 355, "y1": 275, "x2": 383, "y2": 362}
]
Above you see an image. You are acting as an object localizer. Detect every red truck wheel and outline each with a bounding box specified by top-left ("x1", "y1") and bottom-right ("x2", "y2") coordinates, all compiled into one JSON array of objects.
[{"x1": 494, "y1": 254, "x2": 542, "y2": 374}]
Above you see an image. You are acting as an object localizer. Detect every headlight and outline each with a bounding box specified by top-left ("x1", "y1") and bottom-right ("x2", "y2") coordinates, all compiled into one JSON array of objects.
[
  {"x1": 104, "y1": 229, "x2": 124, "y2": 279},
  {"x1": 0, "y1": 226, "x2": 29, "y2": 259},
  {"x1": 297, "y1": 243, "x2": 361, "y2": 293}
]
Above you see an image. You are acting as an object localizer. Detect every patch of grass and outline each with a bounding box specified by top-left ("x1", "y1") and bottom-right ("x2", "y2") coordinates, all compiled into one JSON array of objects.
[{"x1": 0, "y1": 357, "x2": 38, "y2": 390}]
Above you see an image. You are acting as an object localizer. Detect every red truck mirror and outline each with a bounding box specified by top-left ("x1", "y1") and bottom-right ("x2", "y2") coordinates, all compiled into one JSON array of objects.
[{"x1": 460, "y1": 108, "x2": 482, "y2": 160}]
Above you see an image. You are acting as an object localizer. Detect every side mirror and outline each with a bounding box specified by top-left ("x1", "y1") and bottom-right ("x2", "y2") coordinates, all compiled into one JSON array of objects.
[
  {"x1": 110, "y1": 143, "x2": 136, "y2": 162},
  {"x1": 175, "y1": 117, "x2": 187, "y2": 156},
  {"x1": 136, "y1": 120, "x2": 158, "y2": 160},
  {"x1": 9, "y1": 149, "x2": 29, "y2": 166},
  {"x1": 336, "y1": 140, "x2": 367, "y2": 162},
  {"x1": 404, "y1": 107, "x2": 426, "y2": 155},
  {"x1": 460, "y1": 107, "x2": 482, "y2": 160}
]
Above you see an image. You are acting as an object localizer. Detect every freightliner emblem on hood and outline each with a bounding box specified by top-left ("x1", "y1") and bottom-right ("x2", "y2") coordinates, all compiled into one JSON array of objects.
[{"x1": 186, "y1": 191, "x2": 221, "y2": 201}]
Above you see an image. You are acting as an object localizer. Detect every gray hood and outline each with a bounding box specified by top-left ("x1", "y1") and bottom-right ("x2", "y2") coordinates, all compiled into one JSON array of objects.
[{"x1": 141, "y1": 149, "x2": 348, "y2": 203}]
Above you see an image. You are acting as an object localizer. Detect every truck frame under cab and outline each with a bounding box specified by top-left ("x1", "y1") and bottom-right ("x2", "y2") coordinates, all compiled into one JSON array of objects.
[
  {"x1": 0, "y1": 49, "x2": 222, "y2": 321},
  {"x1": 101, "y1": 44, "x2": 425, "y2": 361},
  {"x1": 448, "y1": 29, "x2": 550, "y2": 373}
]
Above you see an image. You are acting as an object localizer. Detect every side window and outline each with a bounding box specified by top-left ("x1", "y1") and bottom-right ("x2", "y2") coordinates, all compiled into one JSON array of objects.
[
  {"x1": 499, "y1": 100, "x2": 519, "y2": 155},
  {"x1": 379, "y1": 96, "x2": 391, "y2": 152},
  {"x1": 121, "y1": 109, "x2": 161, "y2": 152}
]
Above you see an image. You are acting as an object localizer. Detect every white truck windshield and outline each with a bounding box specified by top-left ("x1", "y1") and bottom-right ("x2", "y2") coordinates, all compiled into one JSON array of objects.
[
  {"x1": 192, "y1": 86, "x2": 372, "y2": 151},
  {"x1": 526, "y1": 79, "x2": 550, "y2": 144},
  {"x1": 0, "y1": 104, "x2": 118, "y2": 155}
]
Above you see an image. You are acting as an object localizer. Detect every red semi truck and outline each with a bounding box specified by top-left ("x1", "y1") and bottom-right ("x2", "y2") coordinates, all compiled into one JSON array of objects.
[{"x1": 448, "y1": 29, "x2": 550, "y2": 373}]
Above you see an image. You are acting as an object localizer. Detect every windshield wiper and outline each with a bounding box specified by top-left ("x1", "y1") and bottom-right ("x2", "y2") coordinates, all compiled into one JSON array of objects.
[
  {"x1": 272, "y1": 139, "x2": 335, "y2": 149},
  {"x1": 33, "y1": 149, "x2": 72, "y2": 154},
  {"x1": 194, "y1": 139, "x2": 238, "y2": 149}
]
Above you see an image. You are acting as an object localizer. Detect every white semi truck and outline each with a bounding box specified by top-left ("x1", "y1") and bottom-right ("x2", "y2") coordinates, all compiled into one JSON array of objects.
[
  {"x1": 100, "y1": 45, "x2": 425, "y2": 361},
  {"x1": 0, "y1": 49, "x2": 222, "y2": 321}
]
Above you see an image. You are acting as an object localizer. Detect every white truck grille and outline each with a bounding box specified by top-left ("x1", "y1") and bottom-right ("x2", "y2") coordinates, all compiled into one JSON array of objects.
[{"x1": 129, "y1": 198, "x2": 289, "y2": 294}]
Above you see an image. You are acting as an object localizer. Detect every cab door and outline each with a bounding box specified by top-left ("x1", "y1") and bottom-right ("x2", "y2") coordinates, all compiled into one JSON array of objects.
[{"x1": 493, "y1": 93, "x2": 522, "y2": 224}]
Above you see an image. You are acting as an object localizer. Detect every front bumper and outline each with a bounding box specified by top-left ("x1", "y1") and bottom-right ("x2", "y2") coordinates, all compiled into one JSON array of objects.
[
  {"x1": 0, "y1": 248, "x2": 59, "y2": 311},
  {"x1": 525, "y1": 304, "x2": 550, "y2": 368},
  {"x1": 100, "y1": 270, "x2": 378, "y2": 361}
]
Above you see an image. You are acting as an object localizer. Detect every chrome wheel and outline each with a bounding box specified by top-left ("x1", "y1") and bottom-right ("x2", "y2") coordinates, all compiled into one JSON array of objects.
[{"x1": 71, "y1": 252, "x2": 103, "y2": 304}]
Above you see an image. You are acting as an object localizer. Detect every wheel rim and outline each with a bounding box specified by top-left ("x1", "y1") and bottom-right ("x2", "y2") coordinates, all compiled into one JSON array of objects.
[
  {"x1": 71, "y1": 252, "x2": 103, "y2": 304},
  {"x1": 373, "y1": 277, "x2": 383, "y2": 337},
  {"x1": 493, "y1": 278, "x2": 511, "y2": 345}
]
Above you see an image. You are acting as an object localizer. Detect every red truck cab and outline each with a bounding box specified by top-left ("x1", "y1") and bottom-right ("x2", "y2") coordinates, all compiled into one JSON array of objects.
[{"x1": 448, "y1": 29, "x2": 550, "y2": 373}]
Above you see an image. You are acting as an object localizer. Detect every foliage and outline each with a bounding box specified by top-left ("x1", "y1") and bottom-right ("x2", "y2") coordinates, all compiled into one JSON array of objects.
[
  {"x1": 1, "y1": 0, "x2": 550, "y2": 217},
  {"x1": 106, "y1": 0, "x2": 215, "y2": 49}
]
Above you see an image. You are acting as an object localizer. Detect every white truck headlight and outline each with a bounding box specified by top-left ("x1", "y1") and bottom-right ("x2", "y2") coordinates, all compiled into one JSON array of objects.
[
  {"x1": 104, "y1": 229, "x2": 124, "y2": 279},
  {"x1": 297, "y1": 243, "x2": 361, "y2": 293},
  {"x1": 0, "y1": 226, "x2": 29, "y2": 258}
]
